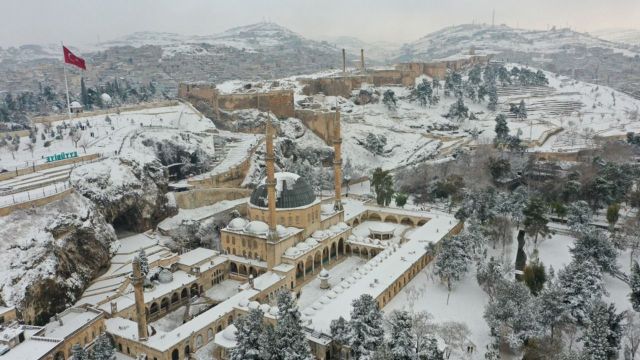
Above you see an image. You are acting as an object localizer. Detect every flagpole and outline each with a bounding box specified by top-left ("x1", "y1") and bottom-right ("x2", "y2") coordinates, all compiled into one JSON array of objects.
[{"x1": 61, "y1": 41, "x2": 71, "y2": 120}]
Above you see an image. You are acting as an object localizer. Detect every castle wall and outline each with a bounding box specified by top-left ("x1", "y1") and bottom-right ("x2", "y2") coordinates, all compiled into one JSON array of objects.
[
  {"x1": 217, "y1": 90, "x2": 295, "y2": 119},
  {"x1": 294, "y1": 109, "x2": 338, "y2": 146},
  {"x1": 172, "y1": 188, "x2": 251, "y2": 209}
]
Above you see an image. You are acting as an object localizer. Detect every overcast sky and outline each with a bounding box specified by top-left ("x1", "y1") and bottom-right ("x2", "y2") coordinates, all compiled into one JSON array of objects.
[{"x1": 1, "y1": 0, "x2": 639, "y2": 47}]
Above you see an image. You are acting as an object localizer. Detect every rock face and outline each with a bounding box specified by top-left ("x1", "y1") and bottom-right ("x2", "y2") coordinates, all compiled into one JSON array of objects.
[
  {"x1": 71, "y1": 157, "x2": 176, "y2": 232},
  {"x1": 0, "y1": 193, "x2": 115, "y2": 325}
]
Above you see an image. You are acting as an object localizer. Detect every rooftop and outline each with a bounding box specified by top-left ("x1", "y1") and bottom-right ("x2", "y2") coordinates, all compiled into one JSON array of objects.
[{"x1": 250, "y1": 172, "x2": 316, "y2": 209}]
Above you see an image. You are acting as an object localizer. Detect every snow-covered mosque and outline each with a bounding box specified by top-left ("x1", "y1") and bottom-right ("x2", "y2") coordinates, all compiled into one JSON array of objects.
[{"x1": 10, "y1": 117, "x2": 461, "y2": 360}]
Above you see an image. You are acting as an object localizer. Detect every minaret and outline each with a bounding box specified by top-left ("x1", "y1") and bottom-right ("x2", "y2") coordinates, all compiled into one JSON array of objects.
[
  {"x1": 333, "y1": 109, "x2": 343, "y2": 211},
  {"x1": 265, "y1": 119, "x2": 279, "y2": 243},
  {"x1": 131, "y1": 257, "x2": 148, "y2": 341}
]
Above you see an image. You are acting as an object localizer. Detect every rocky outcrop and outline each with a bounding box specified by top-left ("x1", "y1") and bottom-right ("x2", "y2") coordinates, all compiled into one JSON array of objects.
[
  {"x1": 70, "y1": 157, "x2": 176, "y2": 232},
  {"x1": 0, "y1": 193, "x2": 115, "y2": 325}
]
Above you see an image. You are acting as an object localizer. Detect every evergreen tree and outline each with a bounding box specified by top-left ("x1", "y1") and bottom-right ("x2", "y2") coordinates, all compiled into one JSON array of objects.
[
  {"x1": 517, "y1": 100, "x2": 527, "y2": 119},
  {"x1": 581, "y1": 301, "x2": 622, "y2": 360},
  {"x1": 394, "y1": 193, "x2": 408, "y2": 208},
  {"x1": 570, "y1": 226, "x2": 618, "y2": 275},
  {"x1": 71, "y1": 343, "x2": 88, "y2": 360},
  {"x1": 231, "y1": 308, "x2": 264, "y2": 360},
  {"x1": 382, "y1": 89, "x2": 397, "y2": 111},
  {"x1": 558, "y1": 258, "x2": 607, "y2": 324},
  {"x1": 567, "y1": 200, "x2": 592, "y2": 231},
  {"x1": 523, "y1": 197, "x2": 550, "y2": 246},
  {"x1": 493, "y1": 114, "x2": 509, "y2": 147},
  {"x1": 630, "y1": 261, "x2": 640, "y2": 312},
  {"x1": 537, "y1": 277, "x2": 568, "y2": 338},
  {"x1": 274, "y1": 291, "x2": 312, "y2": 360},
  {"x1": 477, "y1": 257, "x2": 504, "y2": 299},
  {"x1": 259, "y1": 324, "x2": 280, "y2": 360},
  {"x1": 91, "y1": 333, "x2": 115, "y2": 360},
  {"x1": 137, "y1": 248, "x2": 149, "y2": 276},
  {"x1": 523, "y1": 260, "x2": 546, "y2": 296},
  {"x1": 371, "y1": 168, "x2": 394, "y2": 206},
  {"x1": 420, "y1": 337, "x2": 444, "y2": 360},
  {"x1": 330, "y1": 316, "x2": 350, "y2": 347},
  {"x1": 469, "y1": 65, "x2": 483, "y2": 85},
  {"x1": 80, "y1": 77, "x2": 88, "y2": 108},
  {"x1": 414, "y1": 79, "x2": 433, "y2": 107},
  {"x1": 446, "y1": 98, "x2": 469, "y2": 121},
  {"x1": 434, "y1": 233, "x2": 471, "y2": 302},
  {"x1": 349, "y1": 294, "x2": 384, "y2": 360},
  {"x1": 484, "y1": 280, "x2": 542, "y2": 350},
  {"x1": 487, "y1": 85, "x2": 498, "y2": 111},
  {"x1": 607, "y1": 203, "x2": 621, "y2": 231},
  {"x1": 387, "y1": 311, "x2": 414, "y2": 360}
]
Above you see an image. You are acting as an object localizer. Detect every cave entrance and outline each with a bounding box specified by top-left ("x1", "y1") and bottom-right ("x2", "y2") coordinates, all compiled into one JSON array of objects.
[{"x1": 112, "y1": 207, "x2": 143, "y2": 235}]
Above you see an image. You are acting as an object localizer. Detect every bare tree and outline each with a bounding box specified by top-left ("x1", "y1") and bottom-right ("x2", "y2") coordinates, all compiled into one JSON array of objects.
[
  {"x1": 25, "y1": 143, "x2": 35, "y2": 157},
  {"x1": 8, "y1": 143, "x2": 19, "y2": 160},
  {"x1": 436, "y1": 321, "x2": 471, "y2": 354},
  {"x1": 70, "y1": 129, "x2": 81, "y2": 148},
  {"x1": 625, "y1": 311, "x2": 640, "y2": 360},
  {"x1": 79, "y1": 138, "x2": 90, "y2": 154}
]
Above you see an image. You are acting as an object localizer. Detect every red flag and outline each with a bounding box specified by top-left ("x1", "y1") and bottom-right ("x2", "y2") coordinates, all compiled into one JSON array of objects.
[{"x1": 63, "y1": 46, "x2": 86, "y2": 70}]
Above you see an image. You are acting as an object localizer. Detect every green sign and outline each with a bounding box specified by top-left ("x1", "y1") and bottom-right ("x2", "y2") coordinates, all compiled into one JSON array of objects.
[{"x1": 46, "y1": 151, "x2": 78, "y2": 163}]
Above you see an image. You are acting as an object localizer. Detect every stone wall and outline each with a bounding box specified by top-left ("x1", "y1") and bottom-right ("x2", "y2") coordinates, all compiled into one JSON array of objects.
[
  {"x1": 178, "y1": 83, "x2": 219, "y2": 115},
  {"x1": 295, "y1": 109, "x2": 339, "y2": 145},
  {"x1": 299, "y1": 71, "x2": 414, "y2": 98},
  {"x1": 31, "y1": 100, "x2": 180, "y2": 125},
  {"x1": 172, "y1": 188, "x2": 252, "y2": 209},
  {"x1": 217, "y1": 90, "x2": 295, "y2": 119},
  {"x1": 0, "y1": 188, "x2": 75, "y2": 217},
  {"x1": 0, "y1": 153, "x2": 101, "y2": 181}
]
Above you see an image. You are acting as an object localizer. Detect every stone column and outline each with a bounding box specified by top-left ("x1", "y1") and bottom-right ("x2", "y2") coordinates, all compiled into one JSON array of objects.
[
  {"x1": 265, "y1": 120, "x2": 279, "y2": 249},
  {"x1": 333, "y1": 112, "x2": 343, "y2": 211}
]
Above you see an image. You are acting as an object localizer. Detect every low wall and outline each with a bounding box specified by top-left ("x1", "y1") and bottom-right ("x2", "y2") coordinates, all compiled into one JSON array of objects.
[
  {"x1": 0, "y1": 129, "x2": 31, "y2": 137},
  {"x1": 173, "y1": 188, "x2": 252, "y2": 209},
  {"x1": 0, "y1": 153, "x2": 101, "y2": 181},
  {"x1": 187, "y1": 156, "x2": 252, "y2": 189},
  {"x1": 218, "y1": 90, "x2": 295, "y2": 119},
  {"x1": 30, "y1": 100, "x2": 180, "y2": 125},
  {"x1": 300, "y1": 71, "x2": 415, "y2": 98},
  {"x1": 0, "y1": 188, "x2": 74, "y2": 216},
  {"x1": 295, "y1": 109, "x2": 339, "y2": 145}
]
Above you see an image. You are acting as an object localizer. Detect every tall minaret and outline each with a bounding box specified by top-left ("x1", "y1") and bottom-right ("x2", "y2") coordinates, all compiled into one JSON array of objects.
[
  {"x1": 131, "y1": 257, "x2": 148, "y2": 341},
  {"x1": 333, "y1": 109, "x2": 343, "y2": 211},
  {"x1": 265, "y1": 119, "x2": 279, "y2": 243}
]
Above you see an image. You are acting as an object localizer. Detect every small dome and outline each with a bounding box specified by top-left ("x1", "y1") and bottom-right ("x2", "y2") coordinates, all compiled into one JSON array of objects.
[
  {"x1": 228, "y1": 218, "x2": 248, "y2": 231},
  {"x1": 305, "y1": 238, "x2": 318, "y2": 246},
  {"x1": 284, "y1": 247, "x2": 300, "y2": 257},
  {"x1": 157, "y1": 269, "x2": 173, "y2": 284},
  {"x1": 276, "y1": 224, "x2": 289, "y2": 237},
  {"x1": 259, "y1": 304, "x2": 271, "y2": 313},
  {"x1": 312, "y1": 231, "x2": 325, "y2": 239},
  {"x1": 100, "y1": 93, "x2": 112, "y2": 103},
  {"x1": 248, "y1": 301, "x2": 260, "y2": 310},
  {"x1": 296, "y1": 242, "x2": 310, "y2": 251},
  {"x1": 223, "y1": 325, "x2": 237, "y2": 342},
  {"x1": 329, "y1": 225, "x2": 342, "y2": 233},
  {"x1": 238, "y1": 299, "x2": 250, "y2": 307},
  {"x1": 318, "y1": 269, "x2": 329, "y2": 278},
  {"x1": 337, "y1": 222, "x2": 349, "y2": 230},
  {"x1": 244, "y1": 221, "x2": 269, "y2": 235}
]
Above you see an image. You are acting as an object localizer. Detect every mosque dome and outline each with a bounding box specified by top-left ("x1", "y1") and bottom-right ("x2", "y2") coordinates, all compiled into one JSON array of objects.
[
  {"x1": 304, "y1": 238, "x2": 318, "y2": 246},
  {"x1": 244, "y1": 221, "x2": 269, "y2": 235},
  {"x1": 228, "y1": 217, "x2": 248, "y2": 231},
  {"x1": 249, "y1": 172, "x2": 316, "y2": 209},
  {"x1": 157, "y1": 269, "x2": 173, "y2": 284}
]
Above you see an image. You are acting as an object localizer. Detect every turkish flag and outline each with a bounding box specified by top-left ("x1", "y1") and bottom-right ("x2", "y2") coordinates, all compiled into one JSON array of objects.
[{"x1": 63, "y1": 46, "x2": 86, "y2": 70}]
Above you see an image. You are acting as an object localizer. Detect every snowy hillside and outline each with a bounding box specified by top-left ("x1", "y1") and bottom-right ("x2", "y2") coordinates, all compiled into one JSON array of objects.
[
  {"x1": 593, "y1": 28, "x2": 640, "y2": 46},
  {"x1": 397, "y1": 24, "x2": 639, "y2": 61}
]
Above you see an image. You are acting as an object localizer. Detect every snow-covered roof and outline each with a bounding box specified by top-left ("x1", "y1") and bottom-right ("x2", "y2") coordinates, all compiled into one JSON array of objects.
[
  {"x1": 177, "y1": 248, "x2": 219, "y2": 267},
  {"x1": 43, "y1": 307, "x2": 102, "y2": 339},
  {"x1": 304, "y1": 211, "x2": 459, "y2": 334}
]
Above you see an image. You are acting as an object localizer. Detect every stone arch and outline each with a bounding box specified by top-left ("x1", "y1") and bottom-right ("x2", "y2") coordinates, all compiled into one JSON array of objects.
[
  {"x1": 400, "y1": 217, "x2": 414, "y2": 226},
  {"x1": 171, "y1": 292, "x2": 179, "y2": 304},
  {"x1": 249, "y1": 266, "x2": 258, "y2": 278},
  {"x1": 185, "y1": 345, "x2": 191, "y2": 357},
  {"x1": 368, "y1": 213, "x2": 382, "y2": 222},
  {"x1": 150, "y1": 302, "x2": 159, "y2": 314},
  {"x1": 384, "y1": 215, "x2": 398, "y2": 223},
  {"x1": 296, "y1": 262, "x2": 304, "y2": 279},
  {"x1": 338, "y1": 238, "x2": 345, "y2": 255},
  {"x1": 160, "y1": 297, "x2": 170, "y2": 312},
  {"x1": 345, "y1": 244, "x2": 351, "y2": 255},
  {"x1": 190, "y1": 283, "x2": 199, "y2": 296},
  {"x1": 230, "y1": 262, "x2": 238, "y2": 274},
  {"x1": 353, "y1": 218, "x2": 360, "y2": 226},
  {"x1": 314, "y1": 251, "x2": 322, "y2": 269},
  {"x1": 417, "y1": 219, "x2": 428, "y2": 226},
  {"x1": 330, "y1": 241, "x2": 337, "y2": 259},
  {"x1": 171, "y1": 349, "x2": 179, "y2": 360},
  {"x1": 228, "y1": 315, "x2": 234, "y2": 325},
  {"x1": 305, "y1": 255, "x2": 313, "y2": 275},
  {"x1": 54, "y1": 351, "x2": 65, "y2": 360},
  {"x1": 196, "y1": 334, "x2": 204, "y2": 348},
  {"x1": 353, "y1": 246, "x2": 361, "y2": 257},
  {"x1": 217, "y1": 324, "x2": 223, "y2": 333},
  {"x1": 181, "y1": 288, "x2": 189, "y2": 299},
  {"x1": 208, "y1": 328, "x2": 214, "y2": 340},
  {"x1": 239, "y1": 264, "x2": 247, "y2": 276},
  {"x1": 322, "y1": 247, "x2": 329, "y2": 263}
]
